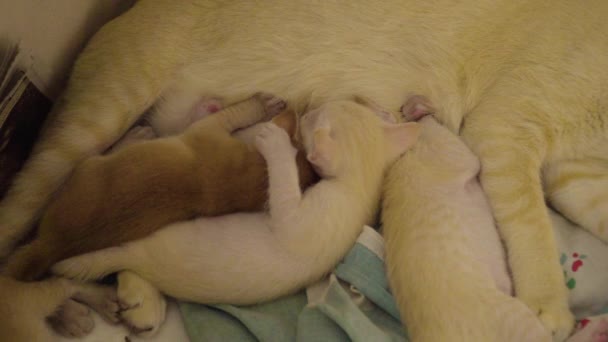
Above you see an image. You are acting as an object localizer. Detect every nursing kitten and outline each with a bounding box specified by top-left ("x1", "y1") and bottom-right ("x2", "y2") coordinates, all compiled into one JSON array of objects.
[
  {"x1": 384, "y1": 96, "x2": 608, "y2": 342},
  {"x1": 0, "y1": 275, "x2": 119, "y2": 341},
  {"x1": 3, "y1": 1, "x2": 608, "y2": 338},
  {"x1": 5, "y1": 94, "x2": 318, "y2": 281},
  {"x1": 52, "y1": 99, "x2": 419, "y2": 333},
  {"x1": 383, "y1": 95, "x2": 550, "y2": 341}
]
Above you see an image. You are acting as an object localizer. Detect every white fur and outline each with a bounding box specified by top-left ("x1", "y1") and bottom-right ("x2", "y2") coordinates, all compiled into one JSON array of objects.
[{"x1": 383, "y1": 115, "x2": 551, "y2": 342}]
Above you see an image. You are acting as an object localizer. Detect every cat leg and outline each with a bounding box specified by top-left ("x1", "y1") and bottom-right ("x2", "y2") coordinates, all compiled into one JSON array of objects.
[
  {"x1": 71, "y1": 281, "x2": 122, "y2": 325},
  {"x1": 254, "y1": 122, "x2": 301, "y2": 225},
  {"x1": 462, "y1": 109, "x2": 574, "y2": 341},
  {"x1": 544, "y1": 158, "x2": 608, "y2": 243},
  {"x1": 0, "y1": 1, "x2": 192, "y2": 259},
  {"x1": 116, "y1": 270, "x2": 167, "y2": 338}
]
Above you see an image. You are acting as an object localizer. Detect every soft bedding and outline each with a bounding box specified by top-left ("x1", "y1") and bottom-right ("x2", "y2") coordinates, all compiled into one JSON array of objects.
[{"x1": 176, "y1": 215, "x2": 608, "y2": 342}]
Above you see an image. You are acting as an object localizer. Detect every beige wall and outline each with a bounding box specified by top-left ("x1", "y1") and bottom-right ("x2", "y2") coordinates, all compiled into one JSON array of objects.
[{"x1": 0, "y1": 0, "x2": 134, "y2": 98}]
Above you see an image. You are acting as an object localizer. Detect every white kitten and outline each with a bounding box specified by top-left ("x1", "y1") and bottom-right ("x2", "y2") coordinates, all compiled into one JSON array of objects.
[{"x1": 383, "y1": 96, "x2": 551, "y2": 342}]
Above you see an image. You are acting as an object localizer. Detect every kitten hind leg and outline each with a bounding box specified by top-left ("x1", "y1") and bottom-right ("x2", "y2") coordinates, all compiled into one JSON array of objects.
[
  {"x1": 215, "y1": 93, "x2": 286, "y2": 132},
  {"x1": 116, "y1": 271, "x2": 167, "y2": 338},
  {"x1": 544, "y1": 158, "x2": 608, "y2": 243},
  {"x1": 462, "y1": 107, "x2": 574, "y2": 340}
]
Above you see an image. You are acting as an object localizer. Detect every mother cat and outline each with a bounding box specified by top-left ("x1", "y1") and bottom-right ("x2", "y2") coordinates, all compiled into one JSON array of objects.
[{"x1": 2, "y1": 1, "x2": 608, "y2": 340}]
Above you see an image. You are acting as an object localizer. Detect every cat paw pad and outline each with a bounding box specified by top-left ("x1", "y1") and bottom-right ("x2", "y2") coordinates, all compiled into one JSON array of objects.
[{"x1": 47, "y1": 299, "x2": 94, "y2": 338}]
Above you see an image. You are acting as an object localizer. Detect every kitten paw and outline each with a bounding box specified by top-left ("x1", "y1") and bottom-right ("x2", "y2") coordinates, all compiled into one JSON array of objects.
[
  {"x1": 117, "y1": 272, "x2": 166, "y2": 338},
  {"x1": 254, "y1": 122, "x2": 297, "y2": 159},
  {"x1": 47, "y1": 299, "x2": 94, "y2": 338},
  {"x1": 83, "y1": 286, "x2": 122, "y2": 324},
  {"x1": 255, "y1": 92, "x2": 287, "y2": 118},
  {"x1": 400, "y1": 95, "x2": 435, "y2": 122},
  {"x1": 189, "y1": 97, "x2": 224, "y2": 123}
]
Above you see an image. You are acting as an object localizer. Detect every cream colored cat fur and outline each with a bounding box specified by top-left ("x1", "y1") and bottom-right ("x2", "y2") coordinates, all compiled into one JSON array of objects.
[
  {"x1": 383, "y1": 97, "x2": 551, "y2": 341},
  {"x1": 2, "y1": 1, "x2": 608, "y2": 340}
]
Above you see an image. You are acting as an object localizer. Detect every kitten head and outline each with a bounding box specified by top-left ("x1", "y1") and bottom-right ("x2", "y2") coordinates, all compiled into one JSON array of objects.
[{"x1": 299, "y1": 99, "x2": 420, "y2": 178}]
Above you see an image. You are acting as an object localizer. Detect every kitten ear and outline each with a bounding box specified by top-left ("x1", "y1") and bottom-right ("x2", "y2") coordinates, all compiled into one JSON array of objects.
[
  {"x1": 384, "y1": 122, "x2": 421, "y2": 159},
  {"x1": 353, "y1": 95, "x2": 397, "y2": 123},
  {"x1": 306, "y1": 129, "x2": 337, "y2": 176},
  {"x1": 270, "y1": 109, "x2": 297, "y2": 137}
]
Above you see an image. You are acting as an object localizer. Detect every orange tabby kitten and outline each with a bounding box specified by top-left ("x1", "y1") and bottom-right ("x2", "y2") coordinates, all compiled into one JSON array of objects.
[{"x1": 5, "y1": 94, "x2": 318, "y2": 281}]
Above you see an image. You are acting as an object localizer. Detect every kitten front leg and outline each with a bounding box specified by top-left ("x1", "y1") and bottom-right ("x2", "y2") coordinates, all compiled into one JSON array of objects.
[
  {"x1": 462, "y1": 112, "x2": 574, "y2": 341},
  {"x1": 254, "y1": 122, "x2": 301, "y2": 225},
  {"x1": 214, "y1": 93, "x2": 286, "y2": 133}
]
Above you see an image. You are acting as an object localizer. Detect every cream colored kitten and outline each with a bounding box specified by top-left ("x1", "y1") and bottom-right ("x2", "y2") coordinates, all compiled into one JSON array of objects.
[
  {"x1": 387, "y1": 95, "x2": 608, "y2": 342},
  {"x1": 52, "y1": 99, "x2": 419, "y2": 334},
  {"x1": 3, "y1": 1, "x2": 608, "y2": 339},
  {"x1": 383, "y1": 96, "x2": 551, "y2": 342}
]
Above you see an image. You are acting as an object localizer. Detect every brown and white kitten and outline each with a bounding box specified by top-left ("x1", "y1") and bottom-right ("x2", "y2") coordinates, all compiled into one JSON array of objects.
[{"x1": 5, "y1": 94, "x2": 318, "y2": 281}]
